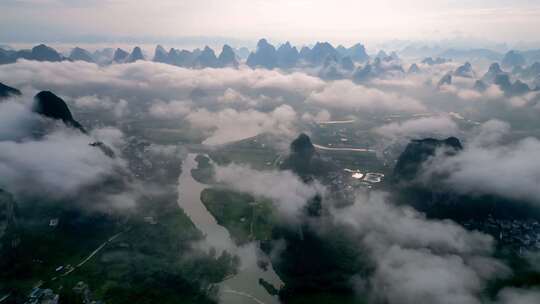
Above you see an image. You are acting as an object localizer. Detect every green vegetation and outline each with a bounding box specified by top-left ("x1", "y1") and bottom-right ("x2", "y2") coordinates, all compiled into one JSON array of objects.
[
  {"x1": 283, "y1": 292, "x2": 366, "y2": 304},
  {"x1": 200, "y1": 188, "x2": 277, "y2": 245},
  {"x1": 1, "y1": 189, "x2": 240, "y2": 303},
  {"x1": 46, "y1": 195, "x2": 239, "y2": 304},
  {"x1": 0, "y1": 201, "x2": 119, "y2": 300},
  {"x1": 51, "y1": 216, "x2": 221, "y2": 303}
]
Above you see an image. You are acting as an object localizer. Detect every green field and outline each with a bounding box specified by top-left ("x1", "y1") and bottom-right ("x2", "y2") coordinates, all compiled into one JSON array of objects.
[
  {"x1": 200, "y1": 188, "x2": 277, "y2": 245},
  {"x1": 45, "y1": 197, "x2": 239, "y2": 304}
]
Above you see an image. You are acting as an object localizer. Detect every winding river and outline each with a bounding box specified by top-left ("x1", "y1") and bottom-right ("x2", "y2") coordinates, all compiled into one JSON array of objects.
[{"x1": 178, "y1": 154, "x2": 283, "y2": 304}]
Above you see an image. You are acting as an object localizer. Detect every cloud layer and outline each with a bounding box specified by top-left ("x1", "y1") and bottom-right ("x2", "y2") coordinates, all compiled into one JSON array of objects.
[{"x1": 333, "y1": 191, "x2": 508, "y2": 304}]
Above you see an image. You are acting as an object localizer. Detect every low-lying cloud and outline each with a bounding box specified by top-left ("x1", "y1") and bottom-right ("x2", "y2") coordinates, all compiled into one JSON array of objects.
[
  {"x1": 333, "y1": 191, "x2": 508, "y2": 304},
  {"x1": 187, "y1": 105, "x2": 298, "y2": 145},
  {"x1": 374, "y1": 115, "x2": 459, "y2": 141},
  {"x1": 423, "y1": 120, "x2": 540, "y2": 204},
  {"x1": 307, "y1": 80, "x2": 426, "y2": 113},
  {"x1": 213, "y1": 164, "x2": 324, "y2": 218}
]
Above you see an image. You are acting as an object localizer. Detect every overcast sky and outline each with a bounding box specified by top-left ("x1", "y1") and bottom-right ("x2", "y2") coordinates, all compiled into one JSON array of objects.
[{"x1": 1, "y1": 0, "x2": 539, "y2": 46}]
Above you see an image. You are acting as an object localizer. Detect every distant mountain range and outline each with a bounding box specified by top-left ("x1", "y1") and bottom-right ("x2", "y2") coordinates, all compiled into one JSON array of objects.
[
  {"x1": 0, "y1": 39, "x2": 369, "y2": 70},
  {"x1": 2, "y1": 41, "x2": 540, "y2": 94}
]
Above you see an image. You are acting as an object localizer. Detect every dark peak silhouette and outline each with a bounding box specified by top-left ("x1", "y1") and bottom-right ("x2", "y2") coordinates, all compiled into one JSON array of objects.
[
  {"x1": 352, "y1": 63, "x2": 374, "y2": 83},
  {"x1": 394, "y1": 137, "x2": 462, "y2": 181},
  {"x1": 113, "y1": 48, "x2": 129, "y2": 63},
  {"x1": 282, "y1": 133, "x2": 336, "y2": 178},
  {"x1": 407, "y1": 63, "x2": 421, "y2": 74},
  {"x1": 473, "y1": 80, "x2": 488, "y2": 92},
  {"x1": 277, "y1": 41, "x2": 299, "y2": 68},
  {"x1": 515, "y1": 62, "x2": 540, "y2": 79},
  {"x1": 125, "y1": 46, "x2": 144, "y2": 63},
  {"x1": 307, "y1": 42, "x2": 338, "y2": 65},
  {"x1": 0, "y1": 47, "x2": 16, "y2": 64},
  {"x1": 510, "y1": 79, "x2": 531, "y2": 96},
  {"x1": 352, "y1": 56, "x2": 404, "y2": 82},
  {"x1": 193, "y1": 46, "x2": 218, "y2": 68},
  {"x1": 69, "y1": 47, "x2": 94, "y2": 63},
  {"x1": 247, "y1": 39, "x2": 278, "y2": 69},
  {"x1": 30, "y1": 44, "x2": 63, "y2": 62},
  {"x1": 494, "y1": 73, "x2": 512, "y2": 91},
  {"x1": 454, "y1": 62, "x2": 474, "y2": 78},
  {"x1": 487, "y1": 62, "x2": 504, "y2": 75},
  {"x1": 33, "y1": 91, "x2": 86, "y2": 133},
  {"x1": 280, "y1": 41, "x2": 293, "y2": 49},
  {"x1": 217, "y1": 44, "x2": 238, "y2": 68},
  {"x1": 348, "y1": 43, "x2": 369, "y2": 62},
  {"x1": 492, "y1": 74, "x2": 530, "y2": 96},
  {"x1": 257, "y1": 38, "x2": 271, "y2": 47},
  {"x1": 488, "y1": 62, "x2": 504, "y2": 74},
  {"x1": 290, "y1": 133, "x2": 315, "y2": 157},
  {"x1": 153, "y1": 45, "x2": 169, "y2": 63},
  {"x1": 165, "y1": 48, "x2": 194, "y2": 67},
  {"x1": 422, "y1": 57, "x2": 435, "y2": 65},
  {"x1": 372, "y1": 56, "x2": 404, "y2": 73},
  {"x1": 482, "y1": 62, "x2": 507, "y2": 84},
  {"x1": 92, "y1": 48, "x2": 114, "y2": 64},
  {"x1": 0, "y1": 82, "x2": 21, "y2": 99},
  {"x1": 438, "y1": 73, "x2": 452, "y2": 86},
  {"x1": 299, "y1": 46, "x2": 311, "y2": 58},
  {"x1": 502, "y1": 50, "x2": 525, "y2": 68},
  {"x1": 281, "y1": 133, "x2": 316, "y2": 177}
]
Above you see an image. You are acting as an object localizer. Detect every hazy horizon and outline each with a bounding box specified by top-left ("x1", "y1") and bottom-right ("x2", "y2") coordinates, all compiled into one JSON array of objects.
[{"x1": 2, "y1": 0, "x2": 540, "y2": 49}]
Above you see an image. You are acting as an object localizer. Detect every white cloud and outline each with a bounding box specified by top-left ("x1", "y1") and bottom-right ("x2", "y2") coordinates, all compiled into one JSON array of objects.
[
  {"x1": 0, "y1": 128, "x2": 118, "y2": 198},
  {"x1": 301, "y1": 109, "x2": 331, "y2": 123},
  {"x1": 307, "y1": 80, "x2": 426, "y2": 113},
  {"x1": 113, "y1": 98, "x2": 129, "y2": 118},
  {"x1": 90, "y1": 126, "x2": 125, "y2": 149},
  {"x1": 186, "y1": 105, "x2": 298, "y2": 145},
  {"x1": 214, "y1": 164, "x2": 325, "y2": 218},
  {"x1": 148, "y1": 99, "x2": 192, "y2": 119},
  {"x1": 374, "y1": 115, "x2": 459, "y2": 140},
  {"x1": 333, "y1": 191, "x2": 508, "y2": 304},
  {"x1": 74, "y1": 95, "x2": 114, "y2": 110},
  {"x1": 423, "y1": 120, "x2": 540, "y2": 204},
  {"x1": 0, "y1": 98, "x2": 40, "y2": 141}
]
